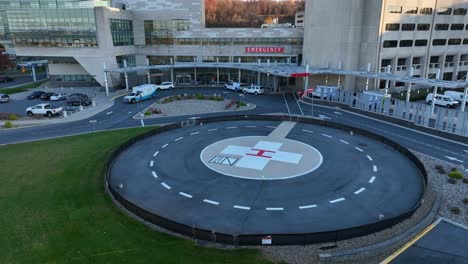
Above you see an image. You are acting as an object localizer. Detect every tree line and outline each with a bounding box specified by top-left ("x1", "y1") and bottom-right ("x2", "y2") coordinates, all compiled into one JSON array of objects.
[{"x1": 205, "y1": 0, "x2": 305, "y2": 28}]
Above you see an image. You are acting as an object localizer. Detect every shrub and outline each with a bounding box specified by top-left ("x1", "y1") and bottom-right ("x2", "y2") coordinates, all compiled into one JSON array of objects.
[
  {"x1": 195, "y1": 93, "x2": 205, "y2": 100},
  {"x1": 463, "y1": 198, "x2": 468, "y2": 205},
  {"x1": 147, "y1": 107, "x2": 161, "y2": 115},
  {"x1": 239, "y1": 102, "x2": 247, "y2": 107},
  {"x1": 435, "y1": 165, "x2": 446, "y2": 174},
  {"x1": 3, "y1": 121, "x2": 14, "y2": 128},
  {"x1": 8, "y1": 114, "x2": 19, "y2": 121},
  {"x1": 225, "y1": 100, "x2": 234, "y2": 110},
  {"x1": 448, "y1": 170, "x2": 464, "y2": 180},
  {"x1": 447, "y1": 178, "x2": 457, "y2": 184},
  {"x1": 144, "y1": 111, "x2": 152, "y2": 116},
  {"x1": 450, "y1": 207, "x2": 461, "y2": 215}
]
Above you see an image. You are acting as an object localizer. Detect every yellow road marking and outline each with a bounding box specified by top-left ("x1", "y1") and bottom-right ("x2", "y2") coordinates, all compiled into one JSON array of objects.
[{"x1": 380, "y1": 219, "x2": 440, "y2": 264}]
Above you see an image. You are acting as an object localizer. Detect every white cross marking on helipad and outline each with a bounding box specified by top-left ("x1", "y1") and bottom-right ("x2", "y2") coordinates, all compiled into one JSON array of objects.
[{"x1": 220, "y1": 141, "x2": 303, "y2": 170}]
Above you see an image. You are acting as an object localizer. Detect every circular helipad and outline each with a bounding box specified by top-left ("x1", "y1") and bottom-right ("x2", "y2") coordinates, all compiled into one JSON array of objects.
[
  {"x1": 107, "y1": 117, "x2": 426, "y2": 244},
  {"x1": 201, "y1": 136, "x2": 323, "y2": 180}
]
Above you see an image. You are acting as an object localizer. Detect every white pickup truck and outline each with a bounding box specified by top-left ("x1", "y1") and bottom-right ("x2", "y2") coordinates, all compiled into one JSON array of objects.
[{"x1": 26, "y1": 103, "x2": 63, "y2": 118}]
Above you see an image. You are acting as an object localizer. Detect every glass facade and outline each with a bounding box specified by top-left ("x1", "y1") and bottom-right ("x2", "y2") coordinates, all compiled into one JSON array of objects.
[
  {"x1": 0, "y1": 0, "x2": 107, "y2": 47},
  {"x1": 110, "y1": 18, "x2": 134, "y2": 46},
  {"x1": 7, "y1": 8, "x2": 97, "y2": 47},
  {"x1": 0, "y1": 0, "x2": 109, "y2": 9},
  {"x1": 54, "y1": 74, "x2": 94, "y2": 82},
  {"x1": 144, "y1": 19, "x2": 191, "y2": 45},
  {"x1": 116, "y1": 54, "x2": 135, "y2": 68},
  {"x1": 145, "y1": 36, "x2": 303, "y2": 47}
]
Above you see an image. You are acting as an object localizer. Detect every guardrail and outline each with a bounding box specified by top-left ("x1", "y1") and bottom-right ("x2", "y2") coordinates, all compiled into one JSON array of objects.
[{"x1": 105, "y1": 115, "x2": 428, "y2": 246}]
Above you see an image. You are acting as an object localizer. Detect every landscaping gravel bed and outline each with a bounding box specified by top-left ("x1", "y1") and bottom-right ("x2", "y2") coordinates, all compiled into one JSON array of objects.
[
  {"x1": 137, "y1": 98, "x2": 255, "y2": 119},
  {"x1": 414, "y1": 152, "x2": 467, "y2": 226}
]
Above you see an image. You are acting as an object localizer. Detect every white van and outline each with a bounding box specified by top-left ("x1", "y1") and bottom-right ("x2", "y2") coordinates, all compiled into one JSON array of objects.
[
  {"x1": 444, "y1": 91, "x2": 466, "y2": 104},
  {"x1": 426, "y1": 93, "x2": 459, "y2": 108}
]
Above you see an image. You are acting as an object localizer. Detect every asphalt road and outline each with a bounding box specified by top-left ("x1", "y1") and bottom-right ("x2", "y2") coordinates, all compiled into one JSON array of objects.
[
  {"x1": 0, "y1": 73, "x2": 47, "y2": 88},
  {"x1": 392, "y1": 220, "x2": 468, "y2": 264},
  {"x1": 0, "y1": 87, "x2": 467, "y2": 167},
  {"x1": 110, "y1": 120, "x2": 424, "y2": 235}
]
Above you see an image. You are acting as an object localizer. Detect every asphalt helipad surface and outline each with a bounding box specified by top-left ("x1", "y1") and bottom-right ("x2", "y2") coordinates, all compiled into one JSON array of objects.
[{"x1": 109, "y1": 120, "x2": 425, "y2": 235}]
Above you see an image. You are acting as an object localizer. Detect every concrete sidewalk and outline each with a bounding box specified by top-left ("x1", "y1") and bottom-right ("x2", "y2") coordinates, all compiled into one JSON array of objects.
[{"x1": 0, "y1": 87, "x2": 127, "y2": 128}]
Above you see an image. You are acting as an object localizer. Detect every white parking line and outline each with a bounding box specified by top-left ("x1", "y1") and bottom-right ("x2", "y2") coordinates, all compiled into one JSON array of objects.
[
  {"x1": 162, "y1": 144, "x2": 168, "y2": 148},
  {"x1": 266, "y1": 207, "x2": 284, "y2": 211},
  {"x1": 179, "y1": 192, "x2": 192, "y2": 198},
  {"x1": 190, "y1": 132, "x2": 200, "y2": 135},
  {"x1": 354, "y1": 188, "x2": 366, "y2": 194},
  {"x1": 151, "y1": 171, "x2": 158, "y2": 178},
  {"x1": 321, "y1": 133, "x2": 333, "y2": 138},
  {"x1": 369, "y1": 176, "x2": 376, "y2": 183},
  {"x1": 203, "y1": 199, "x2": 219, "y2": 205},
  {"x1": 355, "y1": 147, "x2": 364, "y2": 152},
  {"x1": 106, "y1": 111, "x2": 113, "y2": 115},
  {"x1": 282, "y1": 92, "x2": 291, "y2": 115},
  {"x1": 367, "y1": 155, "x2": 373, "y2": 161},
  {"x1": 234, "y1": 205, "x2": 251, "y2": 210},
  {"x1": 153, "y1": 151, "x2": 159, "y2": 157},
  {"x1": 161, "y1": 182, "x2": 171, "y2": 189},
  {"x1": 302, "y1": 129, "x2": 314, "y2": 133},
  {"x1": 226, "y1": 127, "x2": 238, "y2": 129},
  {"x1": 175, "y1": 137, "x2": 184, "y2": 141},
  {"x1": 340, "y1": 140, "x2": 350, "y2": 145},
  {"x1": 299, "y1": 204, "x2": 317, "y2": 209},
  {"x1": 149, "y1": 160, "x2": 154, "y2": 167},
  {"x1": 373, "y1": 165, "x2": 378, "y2": 172},
  {"x1": 208, "y1": 129, "x2": 218, "y2": 131},
  {"x1": 329, "y1": 198, "x2": 346, "y2": 204}
]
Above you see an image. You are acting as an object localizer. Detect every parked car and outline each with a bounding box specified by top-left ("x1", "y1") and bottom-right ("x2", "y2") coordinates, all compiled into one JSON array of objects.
[
  {"x1": 426, "y1": 93, "x2": 459, "y2": 108},
  {"x1": 67, "y1": 94, "x2": 92, "y2": 106},
  {"x1": 444, "y1": 91, "x2": 466, "y2": 104},
  {"x1": 26, "y1": 103, "x2": 63, "y2": 118},
  {"x1": 50, "y1": 93, "x2": 68, "y2": 101},
  {"x1": 0, "y1": 76, "x2": 14, "y2": 83},
  {"x1": 40, "y1": 92, "x2": 56, "y2": 101},
  {"x1": 242, "y1": 85, "x2": 264, "y2": 95},
  {"x1": 0, "y1": 94, "x2": 10, "y2": 103},
  {"x1": 26, "y1": 91, "x2": 45, "y2": 100},
  {"x1": 225, "y1": 81, "x2": 244, "y2": 92},
  {"x1": 155, "y1": 81, "x2": 174, "y2": 90}
]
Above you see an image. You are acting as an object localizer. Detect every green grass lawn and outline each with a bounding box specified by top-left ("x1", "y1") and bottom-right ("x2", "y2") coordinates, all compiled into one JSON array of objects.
[
  {"x1": 1, "y1": 80, "x2": 48, "y2": 94},
  {"x1": 0, "y1": 128, "x2": 272, "y2": 264}
]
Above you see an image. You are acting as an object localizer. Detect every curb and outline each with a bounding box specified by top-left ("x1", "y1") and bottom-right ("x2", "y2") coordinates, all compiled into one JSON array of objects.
[
  {"x1": 132, "y1": 103, "x2": 257, "y2": 120},
  {"x1": 318, "y1": 191, "x2": 441, "y2": 261}
]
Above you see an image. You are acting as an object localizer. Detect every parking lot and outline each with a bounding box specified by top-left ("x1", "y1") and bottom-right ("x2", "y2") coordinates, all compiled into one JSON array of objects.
[{"x1": 0, "y1": 87, "x2": 99, "y2": 117}]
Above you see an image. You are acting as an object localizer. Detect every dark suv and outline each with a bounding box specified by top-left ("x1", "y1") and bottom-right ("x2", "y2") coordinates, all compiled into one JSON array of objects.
[
  {"x1": 40, "y1": 92, "x2": 56, "y2": 101},
  {"x1": 27, "y1": 91, "x2": 45, "y2": 100},
  {"x1": 67, "y1": 93, "x2": 92, "y2": 106}
]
